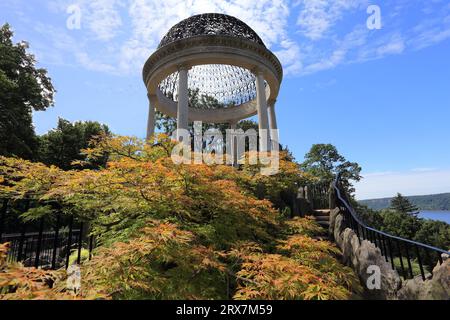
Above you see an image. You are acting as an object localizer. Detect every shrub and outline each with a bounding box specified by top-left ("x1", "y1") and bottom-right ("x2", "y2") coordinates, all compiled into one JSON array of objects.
[
  {"x1": 0, "y1": 135, "x2": 361, "y2": 300},
  {"x1": 0, "y1": 243, "x2": 73, "y2": 300}
]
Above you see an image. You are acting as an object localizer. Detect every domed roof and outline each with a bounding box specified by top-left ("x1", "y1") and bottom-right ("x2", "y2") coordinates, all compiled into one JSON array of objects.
[{"x1": 158, "y1": 13, "x2": 266, "y2": 49}]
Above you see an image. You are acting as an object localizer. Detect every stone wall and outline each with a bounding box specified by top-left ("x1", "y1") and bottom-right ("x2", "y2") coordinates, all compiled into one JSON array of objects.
[{"x1": 329, "y1": 208, "x2": 450, "y2": 300}]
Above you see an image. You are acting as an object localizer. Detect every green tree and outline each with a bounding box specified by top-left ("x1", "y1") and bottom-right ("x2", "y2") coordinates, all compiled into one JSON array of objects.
[
  {"x1": 354, "y1": 204, "x2": 384, "y2": 229},
  {"x1": 235, "y1": 119, "x2": 258, "y2": 132},
  {"x1": 0, "y1": 24, "x2": 55, "y2": 160},
  {"x1": 301, "y1": 144, "x2": 361, "y2": 194},
  {"x1": 390, "y1": 193, "x2": 419, "y2": 215},
  {"x1": 414, "y1": 220, "x2": 450, "y2": 252},
  {"x1": 356, "y1": 198, "x2": 450, "y2": 252},
  {"x1": 379, "y1": 209, "x2": 422, "y2": 240},
  {"x1": 38, "y1": 118, "x2": 110, "y2": 170}
]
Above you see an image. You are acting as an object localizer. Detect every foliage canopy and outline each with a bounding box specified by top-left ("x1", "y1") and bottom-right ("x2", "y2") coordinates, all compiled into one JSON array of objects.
[
  {"x1": 0, "y1": 24, "x2": 55, "y2": 160},
  {"x1": 0, "y1": 135, "x2": 359, "y2": 300}
]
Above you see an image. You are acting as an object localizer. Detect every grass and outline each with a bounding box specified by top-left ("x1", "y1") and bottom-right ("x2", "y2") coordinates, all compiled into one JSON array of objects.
[
  {"x1": 392, "y1": 257, "x2": 430, "y2": 279},
  {"x1": 68, "y1": 248, "x2": 90, "y2": 266}
]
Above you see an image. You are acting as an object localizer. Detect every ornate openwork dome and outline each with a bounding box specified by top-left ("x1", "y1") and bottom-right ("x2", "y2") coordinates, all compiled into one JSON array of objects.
[
  {"x1": 158, "y1": 13, "x2": 266, "y2": 49},
  {"x1": 158, "y1": 64, "x2": 257, "y2": 109},
  {"x1": 143, "y1": 13, "x2": 282, "y2": 129}
]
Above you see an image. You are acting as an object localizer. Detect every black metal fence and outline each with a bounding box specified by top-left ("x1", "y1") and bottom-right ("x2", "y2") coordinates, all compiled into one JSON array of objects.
[
  {"x1": 332, "y1": 174, "x2": 450, "y2": 281},
  {"x1": 308, "y1": 181, "x2": 330, "y2": 210},
  {"x1": 0, "y1": 199, "x2": 95, "y2": 269},
  {"x1": 298, "y1": 180, "x2": 330, "y2": 211}
]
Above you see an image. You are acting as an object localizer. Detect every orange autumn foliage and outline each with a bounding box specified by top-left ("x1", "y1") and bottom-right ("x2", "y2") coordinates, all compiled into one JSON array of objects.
[
  {"x1": 0, "y1": 243, "x2": 75, "y2": 300},
  {"x1": 0, "y1": 134, "x2": 360, "y2": 300}
]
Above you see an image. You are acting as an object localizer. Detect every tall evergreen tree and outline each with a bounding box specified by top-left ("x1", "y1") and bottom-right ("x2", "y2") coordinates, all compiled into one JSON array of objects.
[
  {"x1": 0, "y1": 24, "x2": 55, "y2": 159},
  {"x1": 301, "y1": 144, "x2": 362, "y2": 194},
  {"x1": 390, "y1": 193, "x2": 419, "y2": 215}
]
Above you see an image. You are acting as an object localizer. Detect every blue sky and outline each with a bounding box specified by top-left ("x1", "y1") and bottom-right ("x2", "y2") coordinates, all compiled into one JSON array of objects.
[{"x1": 1, "y1": 0, "x2": 450, "y2": 199}]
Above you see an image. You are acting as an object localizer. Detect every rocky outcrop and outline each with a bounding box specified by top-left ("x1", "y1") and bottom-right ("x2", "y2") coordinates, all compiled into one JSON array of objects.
[
  {"x1": 329, "y1": 207, "x2": 450, "y2": 300},
  {"x1": 355, "y1": 239, "x2": 401, "y2": 299},
  {"x1": 397, "y1": 255, "x2": 450, "y2": 300}
]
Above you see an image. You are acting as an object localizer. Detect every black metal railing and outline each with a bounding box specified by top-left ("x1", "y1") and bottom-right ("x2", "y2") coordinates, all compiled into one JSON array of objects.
[
  {"x1": 298, "y1": 180, "x2": 330, "y2": 211},
  {"x1": 332, "y1": 174, "x2": 450, "y2": 281},
  {"x1": 0, "y1": 199, "x2": 95, "y2": 269},
  {"x1": 309, "y1": 181, "x2": 330, "y2": 210}
]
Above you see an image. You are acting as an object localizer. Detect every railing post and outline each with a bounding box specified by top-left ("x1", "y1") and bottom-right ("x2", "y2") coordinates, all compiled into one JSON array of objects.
[
  {"x1": 0, "y1": 199, "x2": 8, "y2": 243},
  {"x1": 381, "y1": 235, "x2": 389, "y2": 262},
  {"x1": 367, "y1": 229, "x2": 372, "y2": 243},
  {"x1": 437, "y1": 252, "x2": 443, "y2": 265},
  {"x1": 387, "y1": 237, "x2": 395, "y2": 270},
  {"x1": 354, "y1": 217, "x2": 360, "y2": 239},
  {"x1": 88, "y1": 235, "x2": 94, "y2": 260},
  {"x1": 65, "y1": 215, "x2": 74, "y2": 269},
  {"x1": 77, "y1": 222, "x2": 84, "y2": 265},
  {"x1": 17, "y1": 225, "x2": 26, "y2": 262},
  {"x1": 376, "y1": 233, "x2": 384, "y2": 256},
  {"x1": 17, "y1": 200, "x2": 31, "y2": 263},
  {"x1": 404, "y1": 244, "x2": 414, "y2": 279},
  {"x1": 373, "y1": 231, "x2": 379, "y2": 249},
  {"x1": 51, "y1": 213, "x2": 61, "y2": 269},
  {"x1": 328, "y1": 182, "x2": 336, "y2": 210},
  {"x1": 424, "y1": 250, "x2": 433, "y2": 275},
  {"x1": 305, "y1": 186, "x2": 314, "y2": 210},
  {"x1": 34, "y1": 218, "x2": 44, "y2": 268},
  {"x1": 397, "y1": 240, "x2": 407, "y2": 279},
  {"x1": 415, "y1": 245, "x2": 426, "y2": 281}
]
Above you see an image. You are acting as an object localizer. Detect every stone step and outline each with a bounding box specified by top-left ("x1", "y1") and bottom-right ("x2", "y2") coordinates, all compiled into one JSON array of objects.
[
  {"x1": 314, "y1": 209, "x2": 331, "y2": 215},
  {"x1": 314, "y1": 216, "x2": 330, "y2": 222},
  {"x1": 313, "y1": 213, "x2": 330, "y2": 219},
  {"x1": 316, "y1": 221, "x2": 330, "y2": 228}
]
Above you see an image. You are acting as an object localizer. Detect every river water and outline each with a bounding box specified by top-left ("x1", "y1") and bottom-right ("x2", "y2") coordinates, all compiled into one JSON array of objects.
[{"x1": 419, "y1": 210, "x2": 450, "y2": 224}]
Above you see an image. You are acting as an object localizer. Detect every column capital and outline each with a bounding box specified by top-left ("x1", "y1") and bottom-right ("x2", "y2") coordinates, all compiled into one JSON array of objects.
[
  {"x1": 229, "y1": 121, "x2": 238, "y2": 129},
  {"x1": 177, "y1": 64, "x2": 191, "y2": 71},
  {"x1": 251, "y1": 66, "x2": 264, "y2": 76}
]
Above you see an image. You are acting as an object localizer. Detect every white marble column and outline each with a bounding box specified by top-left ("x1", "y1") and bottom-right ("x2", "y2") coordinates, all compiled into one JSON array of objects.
[
  {"x1": 255, "y1": 69, "x2": 270, "y2": 152},
  {"x1": 177, "y1": 65, "x2": 189, "y2": 142},
  {"x1": 229, "y1": 121, "x2": 238, "y2": 166},
  {"x1": 146, "y1": 94, "x2": 156, "y2": 141},
  {"x1": 268, "y1": 100, "x2": 279, "y2": 151},
  {"x1": 268, "y1": 100, "x2": 278, "y2": 131}
]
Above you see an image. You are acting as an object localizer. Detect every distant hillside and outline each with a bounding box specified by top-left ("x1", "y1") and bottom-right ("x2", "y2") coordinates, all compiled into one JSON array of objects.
[{"x1": 360, "y1": 193, "x2": 450, "y2": 211}]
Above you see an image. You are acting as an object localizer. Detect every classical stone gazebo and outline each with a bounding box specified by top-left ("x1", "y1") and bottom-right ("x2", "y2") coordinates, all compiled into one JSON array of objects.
[{"x1": 142, "y1": 13, "x2": 283, "y2": 150}]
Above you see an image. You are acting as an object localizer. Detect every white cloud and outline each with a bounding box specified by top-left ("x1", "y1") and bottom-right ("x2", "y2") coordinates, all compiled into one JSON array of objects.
[
  {"x1": 412, "y1": 167, "x2": 437, "y2": 172},
  {"x1": 118, "y1": 0, "x2": 296, "y2": 74},
  {"x1": 275, "y1": 39, "x2": 303, "y2": 75},
  {"x1": 75, "y1": 52, "x2": 117, "y2": 73},
  {"x1": 30, "y1": 0, "x2": 450, "y2": 77},
  {"x1": 295, "y1": 0, "x2": 367, "y2": 40},
  {"x1": 376, "y1": 34, "x2": 405, "y2": 56},
  {"x1": 301, "y1": 25, "x2": 368, "y2": 74},
  {"x1": 85, "y1": 0, "x2": 124, "y2": 41},
  {"x1": 356, "y1": 169, "x2": 450, "y2": 200}
]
